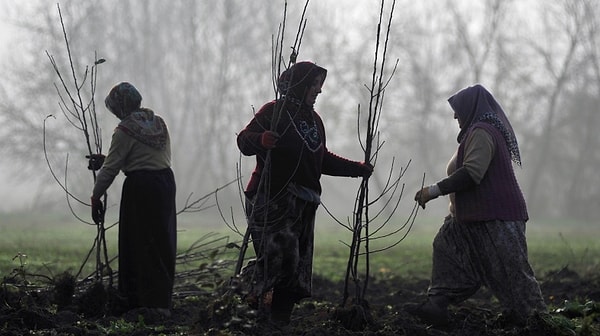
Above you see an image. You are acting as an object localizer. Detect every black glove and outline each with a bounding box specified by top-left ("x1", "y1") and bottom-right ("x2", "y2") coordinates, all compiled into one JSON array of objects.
[
  {"x1": 91, "y1": 197, "x2": 105, "y2": 224},
  {"x1": 86, "y1": 154, "x2": 105, "y2": 171}
]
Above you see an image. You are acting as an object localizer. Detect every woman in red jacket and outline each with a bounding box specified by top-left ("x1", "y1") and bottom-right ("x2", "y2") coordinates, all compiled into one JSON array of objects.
[{"x1": 237, "y1": 61, "x2": 372, "y2": 326}]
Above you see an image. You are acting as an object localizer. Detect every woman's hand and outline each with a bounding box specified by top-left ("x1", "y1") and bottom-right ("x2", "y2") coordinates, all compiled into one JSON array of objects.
[
  {"x1": 86, "y1": 154, "x2": 105, "y2": 171},
  {"x1": 414, "y1": 184, "x2": 441, "y2": 209},
  {"x1": 91, "y1": 197, "x2": 105, "y2": 224},
  {"x1": 260, "y1": 131, "x2": 280, "y2": 149}
]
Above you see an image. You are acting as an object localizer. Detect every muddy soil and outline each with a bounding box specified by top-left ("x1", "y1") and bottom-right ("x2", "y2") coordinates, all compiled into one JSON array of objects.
[{"x1": 1, "y1": 267, "x2": 599, "y2": 335}]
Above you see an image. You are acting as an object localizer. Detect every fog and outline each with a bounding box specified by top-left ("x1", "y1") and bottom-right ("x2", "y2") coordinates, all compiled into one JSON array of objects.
[{"x1": 0, "y1": 0, "x2": 598, "y2": 226}]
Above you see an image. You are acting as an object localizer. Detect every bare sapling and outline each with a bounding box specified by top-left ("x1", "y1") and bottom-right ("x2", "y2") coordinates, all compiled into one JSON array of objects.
[
  {"x1": 234, "y1": 0, "x2": 309, "y2": 278},
  {"x1": 334, "y1": 0, "x2": 420, "y2": 330},
  {"x1": 44, "y1": 3, "x2": 111, "y2": 285}
]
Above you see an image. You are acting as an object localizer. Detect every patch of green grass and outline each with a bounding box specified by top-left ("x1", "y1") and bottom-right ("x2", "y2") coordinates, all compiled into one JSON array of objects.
[
  {"x1": 313, "y1": 230, "x2": 433, "y2": 282},
  {"x1": 526, "y1": 218, "x2": 600, "y2": 277},
  {"x1": 0, "y1": 216, "x2": 116, "y2": 278},
  {"x1": 1, "y1": 213, "x2": 599, "y2": 284}
]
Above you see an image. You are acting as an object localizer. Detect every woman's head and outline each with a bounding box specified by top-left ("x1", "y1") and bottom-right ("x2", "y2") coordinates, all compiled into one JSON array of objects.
[
  {"x1": 105, "y1": 82, "x2": 142, "y2": 119},
  {"x1": 448, "y1": 84, "x2": 522, "y2": 165},
  {"x1": 447, "y1": 84, "x2": 489, "y2": 130},
  {"x1": 277, "y1": 61, "x2": 327, "y2": 107}
]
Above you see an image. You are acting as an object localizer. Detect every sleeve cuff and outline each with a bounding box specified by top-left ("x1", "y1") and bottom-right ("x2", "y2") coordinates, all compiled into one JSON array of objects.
[
  {"x1": 437, "y1": 166, "x2": 476, "y2": 195},
  {"x1": 428, "y1": 184, "x2": 441, "y2": 197}
]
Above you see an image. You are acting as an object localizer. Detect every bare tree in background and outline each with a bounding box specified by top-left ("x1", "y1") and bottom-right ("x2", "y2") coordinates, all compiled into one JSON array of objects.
[
  {"x1": 446, "y1": 0, "x2": 511, "y2": 83},
  {"x1": 393, "y1": 2, "x2": 456, "y2": 180},
  {"x1": 2, "y1": 0, "x2": 600, "y2": 220},
  {"x1": 383, "y1": 0, "x2": 516, "y2": 200},
  {"x1": 525, "y1": 0, "x2": 586, "y2": 213},
  {"x1": 0, "y1": 2, "x2": 104, "y2": 208},
  {"x1": 562, "y1": 0, "x2": 600, "y2": 219},
  {"x1": 0, "y1": 1, "x2": 282, "y2": 211}
]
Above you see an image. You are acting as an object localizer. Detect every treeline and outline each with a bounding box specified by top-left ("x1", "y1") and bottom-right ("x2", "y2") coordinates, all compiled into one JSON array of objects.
[{"x1": 0, "y1": 0, "x2": 598, "y2": 220}]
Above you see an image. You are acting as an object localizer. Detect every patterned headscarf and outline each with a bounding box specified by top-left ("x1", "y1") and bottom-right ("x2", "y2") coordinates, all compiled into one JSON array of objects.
[
  {"x1": 105, "y1": 82, "x2": 168, "y2": 150},
  {"x1": 277, "y1": 61, "x2": 327, "y2": 107},
  {"x1": 117, "y1": 108, "x2": 168, "y2": 150},
  {"x1": 448, "y1": 84, "x2": 522, "y2": 165},
  {"x1": 105, "y1": 82, "x2": 142, "y2": 120}
]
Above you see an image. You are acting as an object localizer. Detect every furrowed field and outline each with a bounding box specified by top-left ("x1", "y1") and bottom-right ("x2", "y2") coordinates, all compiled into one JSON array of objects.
[{"x1": 1, "y1": 212, "x2": 599, "y2": 335}]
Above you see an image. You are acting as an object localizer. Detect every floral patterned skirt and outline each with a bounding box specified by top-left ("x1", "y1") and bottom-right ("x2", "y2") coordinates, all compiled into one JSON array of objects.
[
  {"x1": 241, "y1": 188, "x2": 319, "y2": 304},
  {"x1": 428, "y1": 215, "x2": 546, "y2": 315}
]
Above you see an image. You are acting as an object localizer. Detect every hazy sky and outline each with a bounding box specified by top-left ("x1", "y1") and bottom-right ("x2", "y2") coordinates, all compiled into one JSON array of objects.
[
  {"x1": 0, "y1": 3, "x2": 46, "y2": 211},
  {"x1": 1, "y1": 8, "x2": 21, "y2": 211},
  {"x1": 0, "y1": 9, "x2": 9, "y2": 57}
]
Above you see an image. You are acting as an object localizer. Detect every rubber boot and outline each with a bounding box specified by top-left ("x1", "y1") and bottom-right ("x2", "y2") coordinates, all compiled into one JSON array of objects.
[
  {"x1": 270, "y1": 292, "x2": 295, "y2": 326},
  {"x1": 405, "y1": 295, "x2": 449, "y2": 326}
]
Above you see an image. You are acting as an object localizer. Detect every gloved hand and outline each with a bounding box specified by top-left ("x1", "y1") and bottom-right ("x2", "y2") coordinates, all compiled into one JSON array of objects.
[
  {"x1": 414, "y1": 184, "x2": 441, "y2": 209},
  {"x1": 91, "y1": 197, "x2": 105, "y2": 224},
  {"x1": 360, "y1": 162, "x2": 374, "y2": 178},
  {"x1": 260, "y1": 131, "x2": 280, "y2": 149},
  {"x1": 86, "y1": 154, "x2": 105, "y2": 171}
]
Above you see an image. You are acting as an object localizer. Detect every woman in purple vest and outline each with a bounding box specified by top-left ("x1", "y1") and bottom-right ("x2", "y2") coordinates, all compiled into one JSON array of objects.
[
  {"x1": 237, "y1": 61, "x2": 373, "y2": 326},
  {"x1": 410, "y1": 84, "x2": 546, "y2": 326}
]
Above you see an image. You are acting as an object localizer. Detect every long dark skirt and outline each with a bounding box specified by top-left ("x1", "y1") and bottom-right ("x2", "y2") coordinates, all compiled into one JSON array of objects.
[
  {"x1": 118, "y1": 168, "x2": 176, "y2": 309},
  {"x1": 242, "y1": 188, "x2": 318, "y2": 305}
]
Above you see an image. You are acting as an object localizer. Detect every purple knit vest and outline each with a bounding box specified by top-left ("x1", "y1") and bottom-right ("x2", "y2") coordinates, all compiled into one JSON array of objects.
[{"x1": 455, "y1": 122, "x2": 529, "y2": 223}]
